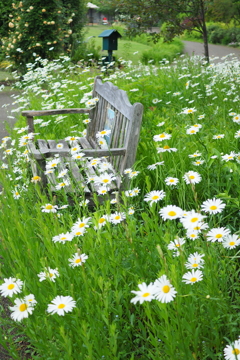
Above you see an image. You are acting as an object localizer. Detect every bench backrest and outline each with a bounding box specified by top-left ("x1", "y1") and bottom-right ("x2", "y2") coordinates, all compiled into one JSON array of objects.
[{"x1": 87, "y1": 76, "x2": 144, "y2": 186}]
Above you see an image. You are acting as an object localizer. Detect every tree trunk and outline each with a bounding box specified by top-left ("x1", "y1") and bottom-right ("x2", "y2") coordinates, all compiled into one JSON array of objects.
[{"x1": 199, "y1": 0, "x2": 209, "y2": 62}]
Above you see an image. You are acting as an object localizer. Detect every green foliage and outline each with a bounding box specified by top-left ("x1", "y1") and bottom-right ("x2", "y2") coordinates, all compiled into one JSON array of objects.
[
  {"x1": 141, "y1": 38, "x2": 184, "y2": 64},
  {"x1": 0, "y1": 0, "x2": 13, "y2": 39},
  {"x1": 1, "y1": 0, "x2": 86, "y2": 73}
]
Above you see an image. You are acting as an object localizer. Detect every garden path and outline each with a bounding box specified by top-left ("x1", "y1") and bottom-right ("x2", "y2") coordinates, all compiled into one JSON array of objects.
[{"x1": 183, "y1": 40, "x2": 240, "y2": 61}]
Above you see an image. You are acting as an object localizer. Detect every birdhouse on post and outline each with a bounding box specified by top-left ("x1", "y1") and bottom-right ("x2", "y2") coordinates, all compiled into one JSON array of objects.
[{"x1": 98, "y1": 29, "x2": 122, "y2": 65}]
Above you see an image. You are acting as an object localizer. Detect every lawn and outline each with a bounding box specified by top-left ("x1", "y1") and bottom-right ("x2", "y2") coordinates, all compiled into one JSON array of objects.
[{"x1": 0, "y1": 52, "x2": 239, "y2": 360}]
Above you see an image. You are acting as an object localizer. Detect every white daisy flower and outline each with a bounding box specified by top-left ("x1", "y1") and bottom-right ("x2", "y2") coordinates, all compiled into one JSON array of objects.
[
  {"x1": 213, "y1": 134, "x2": 225, "y2": 139},
  {"x1": 68, "y1": 253, "x2": 88, "y2": 268},
  {"x1": 41, "y1": 204, "x2": 58, "y2": 213},
  {"x1": 130, "y1": 282, "x2": 156, "y2": 305},
  {"x1": 47, "y1": 295, "x2": 76, "y2": 316},
  {"x1": 55, "y1": 180, "x2": 70, "y2": 190},
  {"x1": 183, "y1": 171, "x2": 202, "y2": 184},
  {"x1": 181, "y1": 107, "x2": 197, "y2": 114},
  {"x1": 223, "y1": 338, "x2": 240, "y2": 360},
  {"x1": 71, "y1": 228, "x2": 86, "y2": 237},
  {"x1": 0, "y1": 277, "x2": 23, "y2": 298},
  {"x1": 188, "y1": 152, "x2": 202, "y2": 158},
  {"x1": 129, "y1": 171, "x2": 140, "y2": 178},
  {"x1": 37, "y1": 267, "x2": 60, "y2": 282},
  {"x1": 186, "y1": 229, "x2": 200, "y2": 240},
  {"x1": 153, "y1": 133, "x2": 172, "y2": 142},
  {"x1": 97, "y1": 187, "x2": 108, "y2": 195},
  {"x1": 147, "y1": 161, "x2": 164, "y2": 170},
  {"x1": 72, "y1": 152, "x2": 85, "y2": 160},
  {"x1": 94, "y1": 173, "x2": 116, "y2": 186},
  {"x1": 110, "y1": 212, "x2": 126, "y2": 224},
  {"x1": 165, "y1": 177, "x2": 179, "y2": 186},
  {"x1": 180, "y1": 210, "x2": 206, "y2": 230},
  {"x1": 9, "y1": 297, "x2": 36, "y2": 322},
  {"x1": 201, "y1": 198, "x2": 226, "y2": 214},
  {"x1": 157, "y1": 146, "x2": 178, "y2": 153},
  {"x1": 222, "y1": 152, "x2": 236, "y2": 161},
  {"x1": 206, "y1": 227, "x2": 231, "y2": 242},
  {"x1": 95, "y1": 215, "x2": 108, "y2": 229},
  {"x1": 167, "y1": 237, "x2": 185, "y2": 250},
  {"x1": 144, "y1": 190, "x2": 166, "y2": 206},
  {"x1": 182, "y1": 269, "x2": 203, "y2": 285},
  {"x1": 234, "y1": 130, "x2": 240, "y2": 139},
  {"x1": 186, "y1": 127, "x2": 200, "y2": 135},
  {"x1": 46, "y1": 158, "x2": 61, "y2": 170},
  {"x1": 52, "y1": 232, "x2": 73, "y2": 243},
  {"x1": 159, "y1": 205, "x2": 183, "y2": 221},
  {"x1": 185, "y1": 252, "x2": 204, "y2": 269},
  {"x1": 72, "y1": 216, "x2": 91, "y2": 230},
  {"x1": 222, "y1": 234, "x2": 240, "y2": 249},
  {"x1": 192, "y1": 159, "x2": 205, "y2": 166},
  {"x1": 153, "y1": 275, "x2": 177, "y2": 303},
  {"x1": 96, "y1": 129, "x2": 111, "y2": 138}
]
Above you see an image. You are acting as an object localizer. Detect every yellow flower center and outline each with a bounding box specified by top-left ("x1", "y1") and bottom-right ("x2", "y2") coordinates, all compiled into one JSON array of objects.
[
  {"x1": 152, "y1": 195, "x2": 159, "y2": 200},
  {"x1": 232, "y1": 349, "x2": 240, "y2": 355},
  {"x1": 75, "y1": 259, "x2": 81, "y2": 263},
  {"x1": 32, "y1": 176, "x2": 41, "y2": 181},
  {"x1": 163, "y1": 145, "x2": 170, "y2": 149},
  {"x1": 142, "y1": 292, "x2": 150, "y2": 297},
  {"x1": 194, "y1": 226, "x2": 200, "y2": 230},
  {"x1": 60, "y1": 237, "x2": 66, "y2": 241},
  {"x1": 162, "y1": 285, "x2": 170, "y2": 293},
  {"x1": 103, "y1": 179, "x2": 109, "y2": 183},
  {"x1": 189, "y1": 175, "x2": 195, "y2": 179},
  {"x1": 51, "y1": 163, "x2": 57, "y2": 167},
  {"x1": 210, "y1": 205, "x2": 217, "y2": 210},
  {"x1": 79, "y1": 223, "x2": 85, "y2": 228},
  {"x1": 99, "y1": 218, "x2": 105, "y2": 224},
  {"x1": 190, "y1": 277, "x2": 197, "y2": 282},
  {"x1": 216, "y1": 234, "x2": 222, "y2": 239},
  {"x1": 191, "y1": 217, "x2": 198, "y2": 222},
  {"x1": 168, "y1": 211, "x2": 176, "y2": 217},
  {"x1": 229, "y1": 241, "x2": 235, "y2": 246},
  {"x1": 115, "y1": 216, "x2": 121, "y2": 220},
  {"x1": 100, "y1": 131, "x2": 107, "y2": 135},
  {"x1": 169, "y1": 179, "x2": 174, "y2": 182},
  {"x1": 58, "y1": 304, "x2": 66, "y2": 309},
  {"x1": 46, "y1": 205, "x2": 53, "y2": 210},
  {"x1": 187, "y1": 109, "x2": 193, "y2": 113},
  {"x1": 8, "y1": 284, "x2": 15, "y2": 290},
  {"x1": 19, "y1": 303, "x2": 28, "y2": 312},
  {"x1": 192, "y1": 263, "x2": 198, "y2": 267},
  {"x1": 70, "y1": 137, "x2": 76, "y2": 140},
  {"x1": 190, "y1": 234, "x2": 196, "y2": 238},
  {"x1": 175, "y1": 244, "x2": 180, "y2": 247},
  {"x1": 159, "y1": 134, "x2": 166, "y2": 138},
  {"x1": 49, "y1": 273, "x2": 54, "y2": 277},
  {"x1": 75, "y1": 232, "x2": 82, "y2": 235},
  {"x1": 190, "y1": 130, "x2": 195, "y2": 133}
]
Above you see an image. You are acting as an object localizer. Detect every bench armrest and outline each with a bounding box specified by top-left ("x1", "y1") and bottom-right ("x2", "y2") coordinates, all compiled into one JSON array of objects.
[{"x1": 22, "y1": 108, "x2": 91, "y2": 133}]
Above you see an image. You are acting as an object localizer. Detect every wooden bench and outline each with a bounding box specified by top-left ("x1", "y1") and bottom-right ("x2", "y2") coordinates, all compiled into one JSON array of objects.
[{"x1": 22, "y1": 76, "x2": 143, "y2": 198}]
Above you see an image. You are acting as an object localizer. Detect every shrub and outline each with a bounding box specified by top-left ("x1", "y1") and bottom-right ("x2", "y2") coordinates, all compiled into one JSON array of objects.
[
  {"x1": 140, "y1": 38, "x2": 184, "y2": 64},
  {"x1": 1, "y1": 0, "x2": 86, "y2": 73}
]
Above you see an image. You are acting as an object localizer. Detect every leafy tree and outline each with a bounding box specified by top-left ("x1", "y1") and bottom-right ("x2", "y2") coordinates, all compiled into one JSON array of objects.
[
  {"x1": 116, "y1": 0, "x2": 212, "y2": 62},
  {"x1": 208, "y1": 0, "x2": 240, "y2": 25},
  {"x1": 1, "y1": 0, "x2": 86, "y2": 72}
]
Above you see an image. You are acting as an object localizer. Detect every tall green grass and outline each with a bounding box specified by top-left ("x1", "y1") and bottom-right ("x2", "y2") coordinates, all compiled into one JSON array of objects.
[{"x1": 0, "y1": 53, "x2": 239, "y2": 359}]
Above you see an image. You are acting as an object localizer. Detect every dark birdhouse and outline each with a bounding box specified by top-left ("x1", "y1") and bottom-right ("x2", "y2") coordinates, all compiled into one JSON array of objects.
[{"x1": 98, "y1": 29, "x2": 122, "y2": 51}]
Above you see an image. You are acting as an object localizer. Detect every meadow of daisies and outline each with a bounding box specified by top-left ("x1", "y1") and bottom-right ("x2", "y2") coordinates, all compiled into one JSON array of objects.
[{"x1": 0, "y1": 53, "x2": 240, "y2": 360}]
